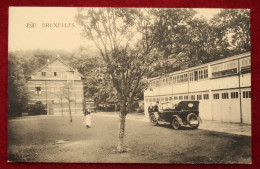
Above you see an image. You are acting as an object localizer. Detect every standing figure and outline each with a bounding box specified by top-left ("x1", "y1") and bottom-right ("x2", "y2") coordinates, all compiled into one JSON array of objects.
[
  {"x1": 153, "y1": 101, "x2": 159, "y2": 112},
  {"x1": 84, "y1": 105, "x2": 92, "y2": 128},
  {"x1": 148, "y1": 103, "x2": 153, "y2": 114}
]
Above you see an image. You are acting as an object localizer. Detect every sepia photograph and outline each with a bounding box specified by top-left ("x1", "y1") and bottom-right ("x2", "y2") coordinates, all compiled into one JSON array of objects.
[{"x1": 8, "y1": 7, "x2": 251, "y2": 163}]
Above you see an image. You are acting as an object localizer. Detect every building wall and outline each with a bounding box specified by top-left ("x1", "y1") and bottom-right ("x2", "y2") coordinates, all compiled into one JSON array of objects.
[
  {"x1": 144, "y1": 52, "x2": 251, "y2": 124},
  {"x1": 28, "y1": 58, "x2": 84, "y2": 115}
]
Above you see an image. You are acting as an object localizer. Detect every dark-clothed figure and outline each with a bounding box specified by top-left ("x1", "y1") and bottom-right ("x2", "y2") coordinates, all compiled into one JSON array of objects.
[
  {"x1": 153, "y1": 101, "x2": 159, "y2": 112},
  {"x1": 148, "y1": 103, "x2": 153, "y2": 114}
]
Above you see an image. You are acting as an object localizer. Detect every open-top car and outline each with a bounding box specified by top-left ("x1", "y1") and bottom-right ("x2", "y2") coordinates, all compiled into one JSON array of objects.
[{"x1": 148, "y1": 101, "x2": 201, "y2": 129}]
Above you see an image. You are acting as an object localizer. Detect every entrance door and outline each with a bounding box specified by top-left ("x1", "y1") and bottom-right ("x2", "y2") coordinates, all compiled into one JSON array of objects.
[
  {"x1": 241, "y1": 89, "x2": 251, "y2": 124},
  {"x1": 212, "y1": 91, "x2": 221, "y2": 121}
]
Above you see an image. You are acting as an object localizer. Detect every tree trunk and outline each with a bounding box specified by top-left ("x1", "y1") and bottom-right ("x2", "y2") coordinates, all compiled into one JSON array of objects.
[
  {"x1": 69, "y1": 101, "x2": 72, "y2": 122},
  {"x1": 128, "y1": 100, "x2": 133, "y2": 113},
  {"x1": 117, "y1": 111, "x2": 126, "y2": 152}
]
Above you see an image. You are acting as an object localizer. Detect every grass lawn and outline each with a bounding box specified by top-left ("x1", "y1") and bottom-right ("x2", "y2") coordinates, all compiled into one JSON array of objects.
[{"x1": 8, "y1": 114, "x2": 251, "y2": 163}]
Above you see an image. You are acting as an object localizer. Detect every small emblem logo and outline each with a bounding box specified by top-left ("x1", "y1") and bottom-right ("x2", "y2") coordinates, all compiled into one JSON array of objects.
[
  {"x1": 188, "y1": 103, "x2": 193, "y2": 108},
  {"x1": 25, "y1": 22, "x2": 36, "y2": 28}
]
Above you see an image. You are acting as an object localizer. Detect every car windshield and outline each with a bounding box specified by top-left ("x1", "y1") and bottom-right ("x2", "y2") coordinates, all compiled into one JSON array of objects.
[{"x1": 161, "y1": 102, "x2": 177, "y2": 110}]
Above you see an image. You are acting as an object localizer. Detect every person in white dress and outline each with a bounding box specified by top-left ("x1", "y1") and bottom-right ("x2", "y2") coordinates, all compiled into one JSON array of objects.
[{"x1": 84, "y1": 105, "x2": 91, "y2": 128}]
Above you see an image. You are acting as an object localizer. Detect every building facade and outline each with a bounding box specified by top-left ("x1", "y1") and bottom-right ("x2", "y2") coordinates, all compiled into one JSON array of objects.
[
  {"x1": 144, "y1": 52, "x2": 251, "y2": 124},
  {"x1": 27, "y1": 57, "x2": 84, "y2": 115}
]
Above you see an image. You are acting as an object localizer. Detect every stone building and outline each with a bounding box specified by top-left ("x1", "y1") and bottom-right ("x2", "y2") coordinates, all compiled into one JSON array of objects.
[{"x1": 27, "y1": 57, "x2": 84, "y2": 115}]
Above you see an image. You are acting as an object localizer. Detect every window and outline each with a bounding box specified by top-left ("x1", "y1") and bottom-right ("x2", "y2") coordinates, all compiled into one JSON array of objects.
[
  {"x1": 243, "y1": 91, "x2": 251, "y2": 98},
  {"x1": 42, "y1": 72, "x2": 46, "y2": 76},
  {"x1": 156, "y1": 98, "x2": 160, "y2": 102},
  {"x1": 174, "y1": 96, "x2": 178, "y2": 100},
  {"x1": 161, "y1": 97, "x2": 165, "y2": 102},
  {"x1": 213, "y1": 93, "x2": 219, "y2": 99},
  {"x1": 194, "y1": 71, "x2": 198, "y2": 81},
  {"x1": 203, "y1": 94, "x2": 209, "y2": 100},
  {"x1": 179, "y1": 96, "x2": 183, "y2": 100},
  {"x1": 153, "y1": 98, "x2": 156, "y2": 102},
  {"x1": 184, "y1": 95, "x2": 189, "y2": 100},
  {"x1": 169, "y1": 77, "x2": 173, "y2": 85},
  {"x1": 54, "y1": 72, "x2": 57, "y2": 76},
  {"x1": 184, "y1": 73, "x2": 188, "y2": 82},
  {"x1": 35, "y1": 86, "x2": 41, "y2": 95},
  {"x1": 173, "y1": 76, "x2": 176, "y2": 84},
  {"x1": 231, "y1": 92, "x2": 239, "y2": 99},
  {"x1": 204, "y1": 69, "x2": 208, "y2": 79},
  {"x1": 51, "y1": 87, "x2": 55, "y2": 93},
  {"x1": 189, "y1": 72, "x2": 194, "y2": 81},
  {"x1": 145, "y1": 99, "x2": 148, "y2": 102},
  {"x1": 180, "y1": 74, "x2": 184, "y2": 83},
  {"x1": 166, "y1": 78, "x2": 169, "y2": 85},
  {"x1": 149, "y1": 98, "x2": 152, "y2": 102},
  {"x1": 241, "y1": 57, "x2": 251, "y2": 73},
  {"x1": 222, "y1": 93, "x2": 229, "y2": 99},
  {"x1": 156, "y1": 80, "x2": 159, "y2": 87},
  {"x1": 199, "y1": 70, "x2": 204, "y2": 80},
  {"x1": 190, "y1": 95, "x2": 195, "y2": 100},
  {"x1": 241, "y1": 58, "x2": 250, "y2": 66},
  {"x1": 165, "y1": 97, "x2": 169, "y2": 101},
  {"x1": 197, "y1": 95, "x2": 202, "y2": 100},
  {"x1": 162, "y1": 78, "x2": 166, "y2": 86},
  {"x1": 212, "y1": 61, "x2": 237, "y2": 78},
  {"x1": 177, "y1": 75, "x2": 180, "y2": 83},
  {"x1": 169, "y1": 97, "x2": 173, "y2": 101}
]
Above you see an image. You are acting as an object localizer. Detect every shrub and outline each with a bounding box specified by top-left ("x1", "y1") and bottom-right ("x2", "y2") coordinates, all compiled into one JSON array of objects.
[{"x1": 27, "y1": 101, "x2": 47, "y2": 116}]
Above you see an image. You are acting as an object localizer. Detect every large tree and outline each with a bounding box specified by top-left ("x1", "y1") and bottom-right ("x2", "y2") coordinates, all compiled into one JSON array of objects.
[
  {"x1": 8, "y1": 54, "x2": 30, "y2": 117},
  {"x1": 210, "y1": 9, "x2": 250, "y2": 55},
  {"x1": 75, "y1": 8, "x2": 159, "y2": 152}
]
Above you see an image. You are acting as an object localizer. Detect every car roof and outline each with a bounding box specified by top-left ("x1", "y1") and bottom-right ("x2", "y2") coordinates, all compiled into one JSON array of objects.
[{"x1": 161, "y1": 100, "x2": 199, "y2": 104}]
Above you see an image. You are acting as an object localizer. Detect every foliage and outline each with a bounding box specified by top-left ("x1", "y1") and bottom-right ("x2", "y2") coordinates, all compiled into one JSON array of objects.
[
  {"x1": 8, "y1": 54, "x2": 30, "y2": 117},
  {"x1": 27, "y1": 101, "x2": 47, "y2": 116},
  {"x1": 75, "y1": 8, "x2": 161, "y2": 152},
  {"x1": 211, "y1": 9, "x2": 250, "y2": 55},
  {"x1": 148, "y1": 9, "x2": 250, "y2": 77},
  {"x1": 76, "y1": 8, "x2": 160, "y2": 109}
]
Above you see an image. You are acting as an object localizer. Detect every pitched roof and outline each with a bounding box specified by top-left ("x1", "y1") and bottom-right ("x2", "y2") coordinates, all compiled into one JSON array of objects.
[{"x1": 31, "y1": 57, "x2": 84, "y2": 77}]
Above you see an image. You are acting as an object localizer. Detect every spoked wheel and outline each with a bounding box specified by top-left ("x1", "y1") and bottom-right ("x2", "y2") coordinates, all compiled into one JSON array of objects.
[
  {"x1": 149, "y1": 114, "x2": 158, "y2": 126},
  {"x1": 172, "y1": 117, "x2": 181, "y2": 130},
  {"x1": 187, "y1": 113, "x2": 199, "y2": 129}
]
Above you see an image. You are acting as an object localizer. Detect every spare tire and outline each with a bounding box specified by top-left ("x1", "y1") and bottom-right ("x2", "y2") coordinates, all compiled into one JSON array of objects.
[{"x1": 187, "y1": 113, "x2": 199, "y2": 129}]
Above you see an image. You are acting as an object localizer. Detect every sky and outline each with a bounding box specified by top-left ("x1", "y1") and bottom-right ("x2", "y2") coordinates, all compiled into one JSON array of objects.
[{"x1": 9, "y1": 7, "x2": 221, "y2": 52}]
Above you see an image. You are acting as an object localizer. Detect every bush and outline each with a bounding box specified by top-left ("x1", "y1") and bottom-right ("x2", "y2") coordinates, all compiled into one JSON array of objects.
[{"x1": 27, "y1": 101, "x2": 47, "y2": 116}]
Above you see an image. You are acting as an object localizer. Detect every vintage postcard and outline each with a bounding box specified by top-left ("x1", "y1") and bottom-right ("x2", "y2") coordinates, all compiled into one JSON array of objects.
[{"x1": 8, "y1": 7, "x2": 251, "y2": 163}]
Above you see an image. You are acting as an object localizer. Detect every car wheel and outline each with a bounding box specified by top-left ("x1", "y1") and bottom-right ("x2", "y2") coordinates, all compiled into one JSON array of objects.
[
  {"x1": 172, "y1": 117, "x2": 181, "y2": 130},
  {"x1": 149, "y1": 114, "x2": 158, "y2": 126},
  {"x1": 187, "y1": 113, "x2": 199, "y2": 129}
]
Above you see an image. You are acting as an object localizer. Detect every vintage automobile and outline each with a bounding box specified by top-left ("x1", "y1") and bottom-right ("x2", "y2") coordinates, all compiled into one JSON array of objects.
[{"x1": 148, "y1": 101, "x2": 201, "y2": 129}]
